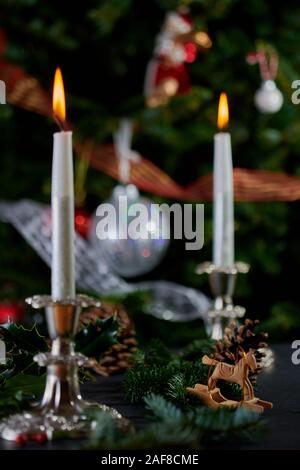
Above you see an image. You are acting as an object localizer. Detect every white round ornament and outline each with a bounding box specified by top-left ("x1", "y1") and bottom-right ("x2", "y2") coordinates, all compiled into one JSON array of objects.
[
  {"x1": 254, "y1": 79, "x2": 283, "y2": 113},
  {"x1": 91, "y1": 184, "x2": 170, "y2": 278}
]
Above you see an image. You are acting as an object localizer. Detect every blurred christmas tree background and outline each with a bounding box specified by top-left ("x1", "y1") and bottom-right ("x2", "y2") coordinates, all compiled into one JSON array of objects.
[{"x1": 1, "y1": 0, "x2": 300, "y2": 340}]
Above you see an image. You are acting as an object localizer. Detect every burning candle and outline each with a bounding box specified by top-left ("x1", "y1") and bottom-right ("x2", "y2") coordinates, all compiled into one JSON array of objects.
[
  {"x1": 51, "y1": 68, "x2": 75, "y2": 299},
  {"x1": 0, "y1": 339, "x2": 5, "y2": 365},
  {"x1": 213, "y1": 92, "x2": 234, "y2": 268}
]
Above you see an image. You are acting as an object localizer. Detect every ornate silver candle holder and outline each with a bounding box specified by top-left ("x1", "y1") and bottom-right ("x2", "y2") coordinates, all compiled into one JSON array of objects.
[
  {"x1": 196, "y1": 262, "x2": 250, "y2": 340},
  {"x1": 0, "y1": 294, "x2": 126, "y2": 442}
]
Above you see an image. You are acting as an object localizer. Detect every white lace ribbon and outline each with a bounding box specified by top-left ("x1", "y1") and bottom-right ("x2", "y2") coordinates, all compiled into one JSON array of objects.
[
  {"x1": 0, "y1": 199, "x2": 210, "y2": 322},
  {"x1": 113, "y1": 119, "x2": 141, "y2": 184}
]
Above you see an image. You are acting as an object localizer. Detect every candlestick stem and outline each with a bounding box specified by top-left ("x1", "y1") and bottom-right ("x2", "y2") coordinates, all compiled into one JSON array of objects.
[{"x1": 196, "y1": 262, "x2": 249, "y2": 340}]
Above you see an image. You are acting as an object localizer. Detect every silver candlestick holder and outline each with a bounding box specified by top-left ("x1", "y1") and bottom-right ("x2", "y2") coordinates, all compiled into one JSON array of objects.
[
  {"x1": 0, "y1": 294, "x2": 127, "y2": 442},
  {"x1": 196, "y1": 262, "x2": 250, "y2": 340}
]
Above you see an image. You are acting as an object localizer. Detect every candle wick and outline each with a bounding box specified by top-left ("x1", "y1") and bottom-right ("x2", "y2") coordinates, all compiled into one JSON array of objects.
[{"x1": 53, "y1": 112, "x2": 68, "y2": 132}]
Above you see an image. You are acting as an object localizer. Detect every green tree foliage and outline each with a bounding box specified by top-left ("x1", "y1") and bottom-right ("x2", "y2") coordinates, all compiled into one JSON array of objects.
[{"x1": 1, "y1": 0, "x2": 300, "y2": 335}]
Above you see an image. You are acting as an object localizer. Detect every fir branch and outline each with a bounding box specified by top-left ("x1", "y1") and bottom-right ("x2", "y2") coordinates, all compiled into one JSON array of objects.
[
  {"x1": 180, "y1": 339, "x2": 216, "y2": 362},
  {"x1": 87, "y1": 394, "x2": 263, "y2": 450},
  {"x1": 125, "y1": 363, "x2": 177, "y2": 402},
  {"x1": 88, "y1": 407, "x2": 200, "y2": 450},
  {"x1": 144, "y1": 393, "x2": 183, "y2": 423},
  {"x1": 167, "y1": 373, "x2": 187, "y2": 405},
  {"x1": 139, "y1": 338, "x2": 172, "y2": 366},
  {"x1": 125, "y1": 345, "x2": 244, "y2": 404},
  {"x1": 112, "y1": 422, "x2": 199, "y2": 450},
  {"x1": 191, "y1": 406, "x2": 261, "y2": 433}
]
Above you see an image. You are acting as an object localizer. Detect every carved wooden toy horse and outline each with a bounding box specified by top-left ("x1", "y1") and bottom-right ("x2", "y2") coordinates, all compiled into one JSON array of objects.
[
  {"x1": 202, "y1": 352, "x2": 257, "y2": 401},
  {"x1": 187, "y1": 352, "x2": 272, "y2": 412}
]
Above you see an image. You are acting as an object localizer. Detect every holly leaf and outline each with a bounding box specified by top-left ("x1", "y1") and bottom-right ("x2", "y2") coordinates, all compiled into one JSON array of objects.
[
  {"x1": 0, "y1": 322, "x2": 48, "y2": 353},
  {"x1": 0, "y1": 373, "x2": 45, "y2": 418},
  {"x1": 0, "y1": 323, "x2": 48, "y2": 379},
  {"x1": 75, "y1": 316, "x2": 119, "y2": 360},
  {"x1": 0, "y1": 373, "x2": 45, "y2": 400}
]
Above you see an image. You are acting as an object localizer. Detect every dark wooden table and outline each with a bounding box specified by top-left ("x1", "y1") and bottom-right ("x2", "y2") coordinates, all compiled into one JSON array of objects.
[{"x1": 0, "y1": 343, "x2": 299, "y2": 450}]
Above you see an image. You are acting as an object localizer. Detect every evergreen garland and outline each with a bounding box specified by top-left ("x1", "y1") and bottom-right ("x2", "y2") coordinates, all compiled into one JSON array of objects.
[
  {"x1": 0, "y1": 322, "x2": 265, "y2": 448},
  {"x1": 87, "y1": 394, "x2": 262, "y2": 450},
  {"x1": 125, "y1": 338, "x2": 242, "y2": 404},
  {"x1": 95, "y1": 337, "x2": 263, "y2": 449}
]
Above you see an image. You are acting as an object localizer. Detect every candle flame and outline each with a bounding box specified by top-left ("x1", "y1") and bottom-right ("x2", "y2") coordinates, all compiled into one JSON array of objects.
[
  {"x1": 217, "y1": 92, "x2": 229, "y2": 130},
  {"x1": 53, "y1": 67, "x2": 66, "y2": 123}
]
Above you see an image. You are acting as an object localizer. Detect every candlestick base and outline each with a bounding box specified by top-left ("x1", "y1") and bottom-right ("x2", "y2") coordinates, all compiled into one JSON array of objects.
[
  {"x1": 196, "y1": 262, "x2": 250, "y2": 340},
  {"x1": 0, "y1": 295, "x2": 130, "y2": 442}
]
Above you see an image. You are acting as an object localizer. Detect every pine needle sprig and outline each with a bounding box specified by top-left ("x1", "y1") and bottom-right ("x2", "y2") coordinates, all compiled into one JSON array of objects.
[{"x1": 144, "y1": 393, "x2": 183, "y2": 423}]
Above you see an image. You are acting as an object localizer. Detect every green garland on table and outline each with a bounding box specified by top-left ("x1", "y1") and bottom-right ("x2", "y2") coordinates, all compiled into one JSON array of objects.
[
  {"x1": 82, "y1": 340, "x2": 263, "y2": 450},
  {"x1": 124, "y1": 339, "x2": 242, "y2": 404},
  {"x1": 87, "y1": 339, "x2": 264, "y2": 450},
  {"x1": 87, "y1": 395, "x2": 262, "y2": 450},
  {"x1": 0, "y1": 320, "x2": 267, "y2": 449}
]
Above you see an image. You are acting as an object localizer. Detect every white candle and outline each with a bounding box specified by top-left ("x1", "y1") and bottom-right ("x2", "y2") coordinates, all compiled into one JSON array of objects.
[
  {"x1": 0, "y1": 339, "x2": 5, "y2": 365},
  {"x1": 51, "y1": 68, "x2": 75, "y2": 299},
  {"x1": 213, "y1": 93, "x2": 234, "y2": 268}
]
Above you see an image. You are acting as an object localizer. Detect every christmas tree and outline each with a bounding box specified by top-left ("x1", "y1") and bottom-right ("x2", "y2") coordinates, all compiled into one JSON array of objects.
[{"x1": 1, "y1": 0, "x2": 300, "y2": 339}]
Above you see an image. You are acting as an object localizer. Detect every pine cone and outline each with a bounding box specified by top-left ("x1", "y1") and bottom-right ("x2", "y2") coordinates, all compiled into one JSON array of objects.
[
  {"x1": 213, "y1": 319, "x2": 268, "y2": 384},
  {"x1": 79, "y1": 302, "x2": 138, "y2": 376}
]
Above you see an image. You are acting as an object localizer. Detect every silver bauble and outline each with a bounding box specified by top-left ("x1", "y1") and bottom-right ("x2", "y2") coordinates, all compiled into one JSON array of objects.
[
  {"x1": 254, "y1": 79, "x2": 283, "y2": 113},
  {"x1": 91, "y1": 184, "x2": 170, "y2": 278}
]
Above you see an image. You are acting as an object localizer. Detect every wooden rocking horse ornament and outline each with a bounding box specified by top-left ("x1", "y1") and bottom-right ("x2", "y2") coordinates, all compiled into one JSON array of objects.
[{"x1": 187, "y1": 351, "x2": 273, "y2": 413}]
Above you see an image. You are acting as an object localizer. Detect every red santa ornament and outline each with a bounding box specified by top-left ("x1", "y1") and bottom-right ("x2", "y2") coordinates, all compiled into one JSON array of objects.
[{"x1": 144, "y1": 9, "x2": 212, "y2": 107}]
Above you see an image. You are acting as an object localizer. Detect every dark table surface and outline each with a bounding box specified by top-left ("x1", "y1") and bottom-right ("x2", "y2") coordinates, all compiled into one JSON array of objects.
[{"x1": 0, "y1": 343, "x2": 299, "y2": 450}]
